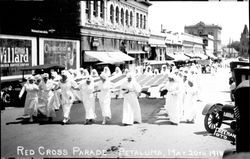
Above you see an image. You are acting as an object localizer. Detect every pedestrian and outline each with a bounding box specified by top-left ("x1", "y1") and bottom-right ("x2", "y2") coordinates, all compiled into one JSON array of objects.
[
  {"x1": 39, "y1": 73, "x2": 57, "y2": 122},
  {"x1": 163, "y1": 74, "x2": 181, "y2": 125},
  {"x1": 57, "y1": 70, "x2": 79, "y2": 124},
  {"x1": 120, "y1": 73, "x2": 142, "y2": 126},
  {"x1": 78, "y1": 76, "x2": 96, "y2": 125},
  {"x1": 182, "y1": 76, "x2": 198, "y2": 123},
  {"x1": 51, "y1": 71, "x2": 61, "y2": 111},
  {"x1": 144, "y1": 65, "x2": 153, "y2": 75},
  {"x1": 153, "y1": 68, "x2": 159, "y2": 75},
  {"x1": 112, "y1": 66, "x2": 122, "y2": 76},
  {"x1": 19, "y1": 76, "x2": 39, "y2": 122},
  {"x1": 160, "y1": 65, "x2": 170, "y2": 75},
  {"x1": 90, "y1": 69, "x2": 99, "y2": 78},
  {"x1": 96, "y1": 72, "x2": 112, "y2": 125},
  {"x1": 103, "y1": 66, "x2": 111, "y2": 77}
]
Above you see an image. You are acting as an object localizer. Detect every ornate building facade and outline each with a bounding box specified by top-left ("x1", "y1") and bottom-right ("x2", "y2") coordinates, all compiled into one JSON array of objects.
[
  {"x1": 184, "y1": 21, "x2": 222, "y2": 57},
  {"x1": 79, "y1": 0, "x2": 151, "y2": 70}
]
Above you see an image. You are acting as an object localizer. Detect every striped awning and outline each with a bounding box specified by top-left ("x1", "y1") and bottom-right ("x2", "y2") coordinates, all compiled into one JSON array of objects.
[{"x1": 85, "y1": 51, "x2": 134, "y2": 63}]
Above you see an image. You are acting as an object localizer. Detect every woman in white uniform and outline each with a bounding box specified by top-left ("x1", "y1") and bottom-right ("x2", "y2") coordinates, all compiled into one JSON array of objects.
[
  {"x1": 120, "y1": 73, "x2": 142, "y2": 126},
  {"x1": 182, "y1": 76, "x2": 198, "y2": 123},
  {"x1": 78, "y1": 76, "x2": 96, "y2": 124},
  {"x1": 144, "y1": 65, "x2": 153, "y2": 75},
  {"x1": 57, "y1": 70, "x2": 78, "y2": 124},
  {"x1": 96, "y1": 72, "x2": 112, "y2": 124},
  {"x1": 90, "y1": 69, "x2": 99, "y2": 78},
  {"x1": 103, "y1": 66, "x2": 111, "y2": 77},
  {"x1": 163, "y1": 74, "x2": 181, "y2": 125},
  {"x1": 112, "y1": 67, "x2": 122, "y2": 76},
  {"x1": 51, "y1": 72, "x2": 61, "y2": 111},
  {"x1": 19, "y1": 76, "x2": 39, "y2": 122},
  {"x1": 39, "y1": 73, "x2": 57, "y2": 121}
]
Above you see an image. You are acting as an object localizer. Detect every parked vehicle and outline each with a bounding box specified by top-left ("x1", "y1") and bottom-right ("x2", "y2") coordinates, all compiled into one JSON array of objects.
[
  {"x1": 0, "y1": 64, "x2": 65, "y2": 108},
  {"x1": 202, "y1": 61, "x2": 250, "y2": 133}
]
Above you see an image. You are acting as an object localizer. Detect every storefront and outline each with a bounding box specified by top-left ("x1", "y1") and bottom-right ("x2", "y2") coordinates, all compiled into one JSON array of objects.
[
  {"x1": 0, "y1": 35, "x2": 37, "y2": 81},
  {"x1": 0, "y1": 35, "x2": 80, "y2": 81}
]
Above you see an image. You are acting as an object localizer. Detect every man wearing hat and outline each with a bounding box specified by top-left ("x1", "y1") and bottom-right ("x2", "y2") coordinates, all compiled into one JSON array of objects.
[{"x1": 19, "y1": 76, "x2": 39, "y2": 122}]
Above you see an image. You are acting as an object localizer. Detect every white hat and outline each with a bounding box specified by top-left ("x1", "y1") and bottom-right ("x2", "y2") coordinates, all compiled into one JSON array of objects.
[
  {"x1": 34, "y1": 74, "x2": 42, "y2": 80},
  {"x1": 42, "y1": 73, "x2": 49, "y2": 78}
]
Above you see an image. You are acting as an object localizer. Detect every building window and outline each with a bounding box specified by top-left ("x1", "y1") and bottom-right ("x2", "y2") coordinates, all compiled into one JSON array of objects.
[
  {"x1": 140, "y1": 14, "x2": 142, "y2": 28},
  {"x1": 143, "y1": 15, "x2": 146, "y2": 29},
  {"x1": 136, "y1": 13, "x2": 139, "y2": 28},
  {"x1": 93, "y1": 1, "x2": 98, "y2": 17},
  {"x1": 100, "y1": 0, "x2": 104, "y2": 18},
  {"x1": 86, "y1": 1, "x2": 91, "y2": 19},
  {"x1": 110, "y1": 5, "x2": 114, "y2": 23},
  {"x1": 130, "y1": 11, "x2": 133, "y2": 26},
  {"x1": 121, "y1": 8, "x2": 124, "y2": 25},
  {"x1": 125, "y1": 10, "x2": 129, "y2": 26},
  {"x1": 116, "y1": 6, "x2": 119, "y2": 24}
]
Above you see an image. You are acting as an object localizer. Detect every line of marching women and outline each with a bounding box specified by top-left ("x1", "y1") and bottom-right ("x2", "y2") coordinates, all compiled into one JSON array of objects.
[
  {"x1": 159, "y1": 65, "x2": 200, "y2": 125},
  {"x1": 19, "y1": 66, "x2": 142, "y2": 126}
]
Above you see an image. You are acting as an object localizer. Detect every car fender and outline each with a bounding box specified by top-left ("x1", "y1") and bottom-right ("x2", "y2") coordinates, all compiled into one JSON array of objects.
[{"x1": 202, "y1": 103, "x2": 224, "y2": 115}]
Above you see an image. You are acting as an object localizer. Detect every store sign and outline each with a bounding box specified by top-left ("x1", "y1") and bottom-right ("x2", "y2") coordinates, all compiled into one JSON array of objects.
[
  {"x1": 43, "y1": 39, "x2": 78, "y2": 69},
  {"x1": 0, "y1": 38, "x2": 32, "y2": 67}
]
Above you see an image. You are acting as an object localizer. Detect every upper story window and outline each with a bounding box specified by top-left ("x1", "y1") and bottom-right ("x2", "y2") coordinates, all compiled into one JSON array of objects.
[
  {"x1": 116, "y1": 6, "x2": 119, "y2": 24},
  {"x1": 140, "y1": 14, "x2": 142, "y2": 28},
  {"x1": 93, "y1": 1, "x2": 98, "y2": 17},
  {"x1": 86, "y1": 1, "x2": 91, "y2": 19},
  {"x1": 121, "y1": 8, "x2": 124, "y2": 25},
  {"x1": 130, "y1": 11, "x2": 133, "y2": 26},
  {"x1": 110, "y1": 5, "x2": 114, "y2": 23},
  {"x1": 136, "y1": 13, "x2": 139, "y2": 28},
  {"x1": 143, "y1": 15, "x2": 146, "y2": 29},
  {"x1": 100, "y1": 0, "x2": 104, "y2": 18},
  {"x1": 125, "y1": 10, "x2": 129, "y2": 26}
]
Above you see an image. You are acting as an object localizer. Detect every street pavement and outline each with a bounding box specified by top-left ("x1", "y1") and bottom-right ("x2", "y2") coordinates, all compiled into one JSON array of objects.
[{"x1": 1, "y1": 67, "x2": 235, "y2": 158}]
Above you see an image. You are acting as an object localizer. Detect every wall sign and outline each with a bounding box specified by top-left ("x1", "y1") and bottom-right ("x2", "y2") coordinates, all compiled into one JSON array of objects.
[
  {"x1": 40, "y1": 38, "x2": 80, "y2": 70},
  {"x1": 0, "y1": 35, "x2": 36, "y2": 77}
]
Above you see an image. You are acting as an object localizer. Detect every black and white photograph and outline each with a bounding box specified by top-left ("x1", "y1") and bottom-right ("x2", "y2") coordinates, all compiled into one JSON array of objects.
[{"x1": 0, "y1": 0, "x2": 249, "y2": 158}]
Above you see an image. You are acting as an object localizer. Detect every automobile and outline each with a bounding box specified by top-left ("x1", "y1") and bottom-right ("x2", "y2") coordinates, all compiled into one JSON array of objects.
[
  {"x1": 0, "y1": 64, "x2": 65, "y2": 109},
  {"x1": 228, "y1": 61, "x2": 250, "y2": 101},
  {"x1": 202, "y1": 61, "x2": 250, "y2": 134}
]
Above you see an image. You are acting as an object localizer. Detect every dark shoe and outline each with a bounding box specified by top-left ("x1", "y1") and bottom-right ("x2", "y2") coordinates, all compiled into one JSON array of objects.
[
  {"x1": 134, "y1": 121, "x2": 141, "y2": 124},
  {"x1": 123, "y1": 123, "x2": 131, "y2": 126},
  {"x1": 170, "y1": 122, "x2": 178, "y2": 125}
]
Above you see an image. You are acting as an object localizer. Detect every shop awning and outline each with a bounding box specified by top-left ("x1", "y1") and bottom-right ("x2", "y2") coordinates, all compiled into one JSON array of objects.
[
  {"x1": 168, "y1": 53, "x2": 190, "y2": 61},
  {"x1": 85, "y1": 51, "x2": 134, "y2": 63},
  {"x1": 127, "y1": 51, "x2": 147, "y2": 54},
  {"x1": 206, "y1": 52, "x2": 217, "y2": 59},
  {"x1": 196, "y1": 53, "x2": 208, "y2": 60}
]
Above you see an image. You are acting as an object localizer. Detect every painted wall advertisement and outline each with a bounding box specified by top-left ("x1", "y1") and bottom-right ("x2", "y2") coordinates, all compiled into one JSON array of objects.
[
  {"x1": 41, "y1": 39, "x2": 79, "y2": 70},
  {"x1": 0, "y1": 35, "x2": 36, "y2": 77}
]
